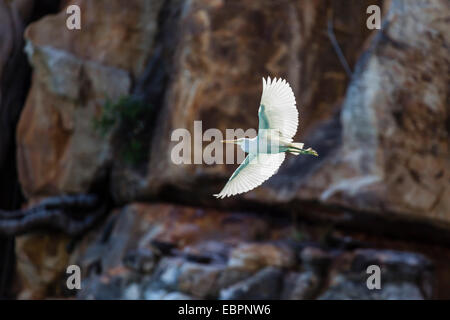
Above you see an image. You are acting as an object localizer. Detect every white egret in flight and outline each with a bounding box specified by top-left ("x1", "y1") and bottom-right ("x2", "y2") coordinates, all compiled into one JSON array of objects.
[{"x1": 214, "y1": 77, "x2": 318, "y2": 199}]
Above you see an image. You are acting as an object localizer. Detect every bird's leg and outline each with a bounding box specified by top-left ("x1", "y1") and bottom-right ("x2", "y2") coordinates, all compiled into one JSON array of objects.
[
  {"x1": 299, "y1": 147, "x2": 318, "y2": 156},
  {"x1": 286, "y1": 145, "x2": 318, "y2": 156}
]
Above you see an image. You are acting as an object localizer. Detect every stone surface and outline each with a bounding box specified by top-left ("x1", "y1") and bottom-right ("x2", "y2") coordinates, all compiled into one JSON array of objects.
[
  {"x1": 111, "y1": 0, "x2": 381, "y2": 203},
  {"x1": 8, "y1": 0, "x2": 450, "y2": 301},
  {"x1": 15, "y1": 232, "x2": 71, "y2": 299},
  {"x1": 66, "y1": 203, "x2": 303, "y2": 299},
  {"x1": 219, "y1": 267, "x2": 283, "y2": 300},
  {"x1": 16, "y1": 0, "x2": 164, "y2": 197},
  {"x1": 25, "y1": 0, "x2": 164, "y2": 78},
  {"x1": 300, "y1": 246, "x2": 333, "y2": 273},
  {"x1": 228, "y1": 242, "x2": 296, "y2": 271},
  {"x1": 281, "y1": 271, "x2": 320, "y2": 300},
  {"x1": 320, "y1": 279, "x2": 425, "y2": 300},
  {"x1": 17, "y1": 51, "x2": 130, "y2": 197},
  {"x1": 16, "y1": 0, "x2": 450, "y2": 228},
  {"x1": 286, "y1": 0, "x2": 450, "y2": 224},
  {"x1": 123, "y1": 247, "x2": 161, "y2": 274},
  {"x1": 110, "y1": 0, "x2": 450, "y2": 231},
  {"x1": 319, "y1": 249, "x2": 434, "y2": 300},
  {"x1": 0, "y1": 0, "x2": 58, "y2": 299},
  {"x1": 177, "y1": 262, "x2": 224, "y2": 298},
  {"x1": 11, "y1": 202, "x2": 439, "y2": 300},
  {"x1": 69, "y1": 203, "x2": 279, "y2": 299}
]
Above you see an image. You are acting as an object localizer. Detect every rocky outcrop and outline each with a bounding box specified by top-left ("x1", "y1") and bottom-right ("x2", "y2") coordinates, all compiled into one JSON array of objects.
[
  {"x1": 14, "y1": 203, "x2": 430, "y2": 300},
  {"x1": 287, "y1": 0, "x2": 450, "y2": 225},
  {"x1": 15, "y1": 0, "x2": 449, "y2": 220},
  {"x1": 9, "y1": 0, "x2": 450, "y2": 301},
  {"x1": 16, "y1": 0, "x2": 164, "y2": 197},
  {"x1": 319, "y1": 249, "x2": 433, "y2": 299},
  {"x1": 12, "y1": 1, "x2": 382, "y2": 205},
  {"x1": 0, "y1": 0, "x2": 37, "y2": 299},
  {"x1": 113, "y1": 0, "x2": 381, "y2": 203},
  {"x1": 17, "y1": 48, "x2": 130, "y2": 196},
  {"x1": 109, "y1": 0, "x2": 450, "y2": 230},
  {"x1": 68, "y1": 203, "x2": 278, "y2": 299},
  {"x1": 15, "y1": 232, "x2": 71, "y2": 299}
]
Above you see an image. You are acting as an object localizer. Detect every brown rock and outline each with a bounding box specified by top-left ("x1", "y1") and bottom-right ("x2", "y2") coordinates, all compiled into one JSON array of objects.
[
  {"x1": 0, "y1": 0, "x2": 36, "y2": 299},
  {"x1": 25, "y1": 0, "x2": 164, "y2": 78},
  {"x1": 228, "y1": 242, "x2": 296, "y2": 271},
  {"x1": 123, "y1": 247, "x2": 161, "y2": 274},
  {"x1": 292, "y1": 0, "x2": 450, "y2": 224},
  {"x1": 177, "y1": 262, "x2": 223, "y2": 298},
  {"x1": 111, "y1": 0, "x2": 380, "y2": 202},
  {"x1": 281, "y1": 271, "x2": 320, "y2": 300},
  {"x1": 300, "y1": 246, "x2": 332, "y2": 273},
  {"x1": 219, "y1": 266, "x2": 283, "y2": 300},
  {"x1": 15, "y1": 232, "x2": 71, "y2": 299},
  {"x1": 66, "y1": 203, "x2": 299, "y2": 299},
  {"x1": 319, "y1": 248, "x2": 434, "y2": 299},
  {"x1": 17, "y1": 57, "x2": 130, "y2": 196},
  {"x1": 71, "y1": 203, "x2": 270, "y2": 276},
  {"x1": 16, "y1": 0, "x2": 164, "y2": 197}
]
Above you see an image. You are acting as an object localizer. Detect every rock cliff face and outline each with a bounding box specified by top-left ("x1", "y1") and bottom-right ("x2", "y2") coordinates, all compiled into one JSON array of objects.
[
  {"x1": 2, "y1": 0, "x2": 450, "y2": 299},
  {"x1": 115, "y1": 0, "x2": 383, "y2": 203},
  {"x1": 16, "y1": 0, "x2": 383, "y2": 203},
  {"x1": 16, "y1": 0, "x2": 164, "y2": 197},
  {"x1": 15, "y1": 0, "x2": 450, "y2": 225},
  {"x1": 0, "y1": 0, "x2": 63, "y2": 299},
  {"x1": 291, "y1": 0, "x2": 450, "y2": 223},
  {"x1": 68, "y1": 203, "x2": 434, "y2": 300}
]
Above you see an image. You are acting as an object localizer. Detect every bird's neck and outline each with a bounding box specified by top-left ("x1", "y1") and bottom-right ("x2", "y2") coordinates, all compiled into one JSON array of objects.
[{"x1": 240, "y1": 137, "x2": 257, "y2": 153}]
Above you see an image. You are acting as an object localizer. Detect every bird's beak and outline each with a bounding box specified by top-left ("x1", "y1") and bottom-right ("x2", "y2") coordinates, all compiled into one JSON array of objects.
[{"x1": 221, "y1": 139, "x2": 238, "y2": 144}]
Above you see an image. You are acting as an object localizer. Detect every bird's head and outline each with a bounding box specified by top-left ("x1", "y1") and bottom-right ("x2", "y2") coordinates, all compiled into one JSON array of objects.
[{"x1": 221, "y1": 138, "x2": 246, "y2": 146}]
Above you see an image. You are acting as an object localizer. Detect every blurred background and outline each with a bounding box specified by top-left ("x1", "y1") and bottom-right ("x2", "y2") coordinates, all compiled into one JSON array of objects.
[{"x1": 0, "y1": 0, "x2": 449, "y2": 299}]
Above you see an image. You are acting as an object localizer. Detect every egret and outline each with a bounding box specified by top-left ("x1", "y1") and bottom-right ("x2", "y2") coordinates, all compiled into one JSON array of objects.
[{"x1": 214, "y1": 77, "x2": 318, "y2": 199}]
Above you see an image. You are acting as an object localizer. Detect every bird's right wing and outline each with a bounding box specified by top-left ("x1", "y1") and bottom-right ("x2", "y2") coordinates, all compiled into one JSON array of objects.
[
  {"x1": 258, "y1": 77, "x2": 298, "y2": 141},
  {"x1": 214, "y1": 152, "x2": 286, "y2": 199}
]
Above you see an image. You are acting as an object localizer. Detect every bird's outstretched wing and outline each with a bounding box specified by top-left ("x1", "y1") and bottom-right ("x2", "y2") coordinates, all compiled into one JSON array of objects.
[
  {"x1": 258, "y1": 77, "x2": 298, "y2": 141},
  {"x1": 214, "y1": 152, "x2": 286, "y2": 199}
]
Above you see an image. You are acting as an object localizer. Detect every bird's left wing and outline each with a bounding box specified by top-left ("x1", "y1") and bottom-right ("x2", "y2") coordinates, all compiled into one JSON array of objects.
[{"x1": 214, "y1": 152, "x2": 286, "y2": 199}]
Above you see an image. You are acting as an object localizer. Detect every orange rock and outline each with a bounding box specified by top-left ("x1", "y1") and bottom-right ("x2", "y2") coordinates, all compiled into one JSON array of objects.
[{"x1": 16, "y1": 0, "x2": 164, "y2": 197}]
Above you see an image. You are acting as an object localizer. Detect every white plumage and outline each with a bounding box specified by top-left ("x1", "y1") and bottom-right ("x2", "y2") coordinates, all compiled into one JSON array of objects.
[
  {"x1": 214, "y1": 77, "x2": 317, "y2": 199},
  {"x1": 215, "y1": 153, "x2": 286, "y2": 199},
  {"x1": 260, "y1": 77, "x2": 299, "y2": 141}
]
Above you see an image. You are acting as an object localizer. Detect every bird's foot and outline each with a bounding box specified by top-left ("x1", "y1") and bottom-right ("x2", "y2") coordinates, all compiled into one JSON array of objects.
[{"x1": 301, "y1": 147, "x2": 318, "y2": 157}]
